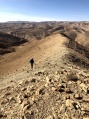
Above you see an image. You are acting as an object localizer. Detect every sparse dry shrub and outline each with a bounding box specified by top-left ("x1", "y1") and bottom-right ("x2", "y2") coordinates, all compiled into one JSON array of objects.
[{"x1": 67, "y1": 72, "x2": 79, "y2": 82}]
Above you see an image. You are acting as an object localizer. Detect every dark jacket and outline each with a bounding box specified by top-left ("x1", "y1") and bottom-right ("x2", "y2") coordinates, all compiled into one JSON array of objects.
[{"x1": 30, "y1": 58, "x2": 34, "y2": 64}]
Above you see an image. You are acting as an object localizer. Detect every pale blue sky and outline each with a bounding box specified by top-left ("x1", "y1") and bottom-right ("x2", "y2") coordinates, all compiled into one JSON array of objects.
[{"x1": 0, "y1": 0, "x2": 89, "y2": 22}]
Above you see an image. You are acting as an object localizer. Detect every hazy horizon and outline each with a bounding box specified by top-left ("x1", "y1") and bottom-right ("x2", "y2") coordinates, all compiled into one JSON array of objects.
[{"x1": 0, "y1": 0, "x2": 89, "y2": 22}]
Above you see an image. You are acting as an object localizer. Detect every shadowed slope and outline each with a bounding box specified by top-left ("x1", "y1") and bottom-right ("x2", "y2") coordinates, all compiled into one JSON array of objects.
[{"x1": 0, "y1": 32, "x2": 27, "y2": 55}]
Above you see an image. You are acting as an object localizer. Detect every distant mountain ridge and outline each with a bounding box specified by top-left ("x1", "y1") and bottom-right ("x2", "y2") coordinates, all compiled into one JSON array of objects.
[{"x1": 0, "y1": 21, "x2": 89, "y2": 55}]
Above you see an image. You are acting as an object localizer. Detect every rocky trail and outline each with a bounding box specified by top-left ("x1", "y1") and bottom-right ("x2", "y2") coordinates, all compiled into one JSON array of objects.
[{"x1": 0, "y1": 34, "x2": 89, "y2": 119}]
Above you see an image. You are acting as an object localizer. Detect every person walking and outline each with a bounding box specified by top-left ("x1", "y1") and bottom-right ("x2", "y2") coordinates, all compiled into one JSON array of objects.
[{"x1": 29, "y1": 58, "x2": 34, "y2": 69}]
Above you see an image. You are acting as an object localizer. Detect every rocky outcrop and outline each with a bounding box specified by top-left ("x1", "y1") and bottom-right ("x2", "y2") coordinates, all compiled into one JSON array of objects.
[{"x1": 0, "y1": 68, "x2": 89, "y2": 119}]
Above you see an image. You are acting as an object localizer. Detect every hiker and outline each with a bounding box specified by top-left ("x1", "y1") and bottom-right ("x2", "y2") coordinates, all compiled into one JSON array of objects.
[{"x1": 29, "y1": 58, "x2": 34, "y2": 69}]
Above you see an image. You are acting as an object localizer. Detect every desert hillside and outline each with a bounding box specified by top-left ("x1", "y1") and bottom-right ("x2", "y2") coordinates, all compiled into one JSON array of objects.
[
  {"x1": 0, "y1": 32, "x2": 27, "y2": 55},
  {"x1": 0, "y1": 22, "x2": 89, "y2": 119}
]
